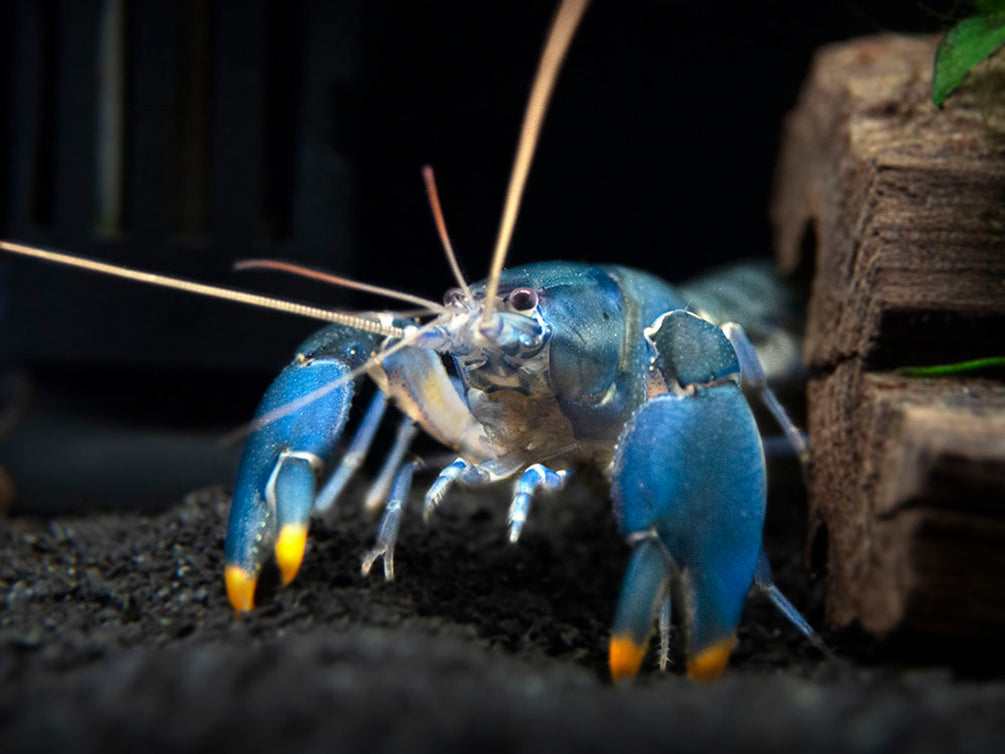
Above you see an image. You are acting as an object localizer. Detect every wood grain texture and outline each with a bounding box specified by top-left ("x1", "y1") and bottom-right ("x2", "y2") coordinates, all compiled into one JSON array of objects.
[
  {"x1": 773, "y1": 35, "x2": 1005, "y2": 639},
  {"x1": 808, "y1": 367, "x2": 1005, "y2": 636},
  {"x1": 773, "y1": 35, "x2": 1005, "y2": 370}
]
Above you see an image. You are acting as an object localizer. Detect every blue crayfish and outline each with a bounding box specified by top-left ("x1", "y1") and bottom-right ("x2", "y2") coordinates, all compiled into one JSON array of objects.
[{"x1": 0, "y1": 0, "x2": 822, "y2": 681}]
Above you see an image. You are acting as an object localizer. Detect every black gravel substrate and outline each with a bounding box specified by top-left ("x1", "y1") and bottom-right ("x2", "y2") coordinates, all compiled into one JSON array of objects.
[{"x1": 2, "y1": 476, "x2": 1004, "y2": 754}]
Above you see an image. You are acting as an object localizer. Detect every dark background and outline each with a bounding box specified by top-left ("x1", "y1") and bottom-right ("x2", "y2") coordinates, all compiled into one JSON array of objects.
[
  {"x1": 5, "y1": 10, "x2": 1005, "y2": 750},
  {"x1": 0, "y1": 0, "x2": 956, "y2": 509}
]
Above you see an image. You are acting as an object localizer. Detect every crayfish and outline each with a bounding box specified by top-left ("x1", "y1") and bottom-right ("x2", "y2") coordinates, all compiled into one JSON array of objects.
[{"x1": 0, "y1": 0, "x2": 823, "y2": 680}]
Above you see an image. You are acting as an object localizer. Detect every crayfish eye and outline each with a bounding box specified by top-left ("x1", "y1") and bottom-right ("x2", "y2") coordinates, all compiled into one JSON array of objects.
[
  {"x1": 508, "y1": 287, "x2": 538, "y2": 312},
  {"x1": 443, "y1": 287, "x2": 465, "y2": 306}
]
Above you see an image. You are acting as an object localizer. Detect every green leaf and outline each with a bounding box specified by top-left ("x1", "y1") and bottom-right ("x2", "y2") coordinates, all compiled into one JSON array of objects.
[
  {"x1": 932, "y1": 13, "x2": 1005, "y2": 107},
  {"x1": 895, "y1": 356, "x2": 1005, "y2": 377}
]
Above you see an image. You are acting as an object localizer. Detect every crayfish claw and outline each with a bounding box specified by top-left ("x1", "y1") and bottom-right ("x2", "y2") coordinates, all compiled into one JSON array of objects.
[
  {"x1": 609, "y1": 537, "x2": 668, "y2": 683},
  {"x1": 274, "y1": 523, "x2": 309, "y2": 586},
  {"x1": 225, "y1": 565, "x2": 258, "y2": 613},
  {"x1": 224, "y1": 324, "x2": 382, "y2": 612},
  {"x1": 609, "y1": 312, "x2": 767, "y2": 680},
  {"x1": 609, "y1": 634, "x2": 648, "y2": 683},
  {"x1": 686, "y1": 637, "x2": 736, "y2": 682}
]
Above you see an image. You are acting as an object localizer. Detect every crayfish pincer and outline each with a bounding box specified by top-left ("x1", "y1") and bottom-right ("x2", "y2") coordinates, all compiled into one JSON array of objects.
[{"x1": 609, "y1": 311, "x2": 819, "y2": 681}]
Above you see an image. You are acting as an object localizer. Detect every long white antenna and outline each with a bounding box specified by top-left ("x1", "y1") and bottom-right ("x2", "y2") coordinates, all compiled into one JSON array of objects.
[
  {"x1": 233, "y1": 258, "x2": 445, "y2": 313},
  {"x1": 0, "y1": 240, "x2": 404, "y2": 338},
  {"x1": 481, "y1": 0, "x2": 591, "y2": 324}
]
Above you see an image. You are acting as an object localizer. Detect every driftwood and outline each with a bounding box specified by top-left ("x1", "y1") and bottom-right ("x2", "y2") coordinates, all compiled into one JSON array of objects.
[{"x1": 772, "y1": 36, "x2": 1005, "y2": 638}]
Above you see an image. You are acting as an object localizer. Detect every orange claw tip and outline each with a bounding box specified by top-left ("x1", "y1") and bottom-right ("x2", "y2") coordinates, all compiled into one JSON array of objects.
[
  {"x1": 275, "y1": 524, "x2": 309, "y2": 586},
  {"x1": 609, "y1": 634, "x2": 647, "y2": 683},
  {"x1": 225, "y1": 565, "x2": 257, "y2": 612},
  {"x1": 686, "y1": 636, "x2": 736, "y2": 682}
]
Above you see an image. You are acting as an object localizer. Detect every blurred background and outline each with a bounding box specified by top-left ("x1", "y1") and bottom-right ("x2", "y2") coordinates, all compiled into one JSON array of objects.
[{"x1": 0, "y1": 0, "x2": 954, "y2": 511}]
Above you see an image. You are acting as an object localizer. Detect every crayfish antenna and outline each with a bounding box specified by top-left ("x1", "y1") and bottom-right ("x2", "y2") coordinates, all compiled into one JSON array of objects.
[
  {"x1": 233, "y1": 258, "x2": 445, "y2": 313},
  {"x1": 481, "y1": 0, "x2": 591, "y2": 324},
  {"x1": 0, "y1": 240, "x2": 404, "y2": 338},
  {"x1": 422, "y1": 165, "x2": 471, "y2": 301}
]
